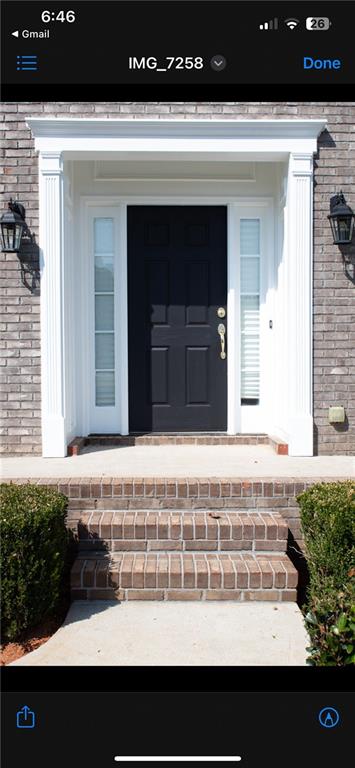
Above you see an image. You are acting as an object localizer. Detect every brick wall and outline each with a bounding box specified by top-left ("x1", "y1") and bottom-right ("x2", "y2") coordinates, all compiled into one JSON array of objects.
[{"x1": 1, "y1": 102, "x2": 354, "y2": 454}]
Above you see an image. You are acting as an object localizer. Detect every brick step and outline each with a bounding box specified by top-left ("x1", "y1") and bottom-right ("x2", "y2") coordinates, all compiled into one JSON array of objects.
[
  {"x1": 76, "y1": 510, "x2": 288, "y2": 553},
  {"x1": 71, "y1": 552, "x2": 297, "y2": 601},
  {"x1": 70, "y1": 433, "x2": 269, "y2": 450},
  {"x1": 68, "y1": 434, "x2": 289, "y2": 455}
]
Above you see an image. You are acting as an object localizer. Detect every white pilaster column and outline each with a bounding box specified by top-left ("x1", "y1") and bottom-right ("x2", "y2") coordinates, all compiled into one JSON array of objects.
[
  {"x1": 39, "y1": 151, "x2": 67, "y2": 457},
  {"x1": 286, "y1": 153, "x2": 314, "y2": 456}
]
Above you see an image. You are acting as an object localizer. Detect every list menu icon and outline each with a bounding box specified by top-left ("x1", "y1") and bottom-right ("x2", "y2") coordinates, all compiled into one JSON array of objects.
[{"x1": 16, "y1": 55, "x2": 38, "y2": 71}]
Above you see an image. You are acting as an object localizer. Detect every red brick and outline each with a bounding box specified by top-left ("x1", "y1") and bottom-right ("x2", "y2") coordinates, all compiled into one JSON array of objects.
[
  {"x1": 206, "y1": 516, "x2": 218, "y2": 540},
  {"x1": 243, "y1": 590, "x2": 280, "y2": 601},
  {"x1": 100, "y1": 512, "x2": 113, "y2": 538},
  {"x1": 102, "y1": 480, "x2": 113, "y2": 497},
  {"x1": 256, "y1": 559, "x2": 273, "y2": 588},
  {"x1": 114, "y1": 540, "x2": 146, "y2": 551},
  {"x1": 166, "y1": 590, "x2": 202, "y2": 600},
  {"x1": 185, "y1": 540, "x2": 217, "y2": 551},
  {"x1": 89, "y1": 588, "x2": 124, "y2": 600},
  {"x1": 170, "y1": 555, "x2": 183, "y2": 588},
  {"x1": 242, "y1": 482, "x2": 252, "y2": 497},
  {"x1": 120, "y1": 555, "x2": 134, "y2": 588},
  {"x1": 220, "y1": 557, "x2": 236, "y2": 588},
  {"x1": 244, "y1": 557, "x2": 262, "y2": 588},
  {"x1": 195, "y1": 556, "x2": 209, "y2": 588},
  {"x1": 272, "y1": 561, "x2": 287, "y2": 588},
  {"x1": 148, "y1": 540, "x2": 182, "y2": 551},
  {"x1": 233, "y1": 560, "x2": 249, "y2": 589},
  {"x1": 177, "y1": 482, "x2": 187, "y2": 498},
  {"x1": 71, "y1": 559, "x2": 84, "y2": 588},
  {"x1": 127, "y1": 590, "x2": 164, "y2": 600},
  {"x1": 123, "y1": 482, "x2": 133, "y2": 497},
  {"x1": 207, "y1": 555, "x2": 222, "y2": 588},
  {"x1": 281, "y1": 590, "x2": 297, "y2": 601},
  {"x1": 96, "y1": 560, "x2": 108, "y2": 588},
  {"x1": 112, "y1": 482, "x2": 123, "y2": 497},
  {"x1": 182, "y1": 555, "x2": 195, "y2": 588},
  {"x1": 144, "y1": 555, "x2": 157, "y2": 588},
  {"x1": 171, "y1": 514, "x2": 182, "y2": 539},
  {"x1": 132, "y1": 555, "x2": 145, "y2": 588},
  {"x1": 135, "y1": 513, "x2": 146, "y2": 538},
  {"x1": 157, "y1": 555, "x2": 169, "y2": 588},
  {"x1": 112, "y1": 513, "x2": 123, "y2": 539},
  {"x1": 182, "y1": 514, "x2": 194, "y2": 540},
  {"x1": 157, "y1": 512, "x2": 169, "y2": 539},
  {"x1": 123, "y1": 513, "x2": 135, "y2": 539},
  {"x1": 205, "y1": 590, "x2": 242, "y2": 600},
  {"x1": 146, "y1": 513, "x2": 158, "y2": 538},
  {"x1": 83, "y1": 559, "x2": 96, "y2": 587}
]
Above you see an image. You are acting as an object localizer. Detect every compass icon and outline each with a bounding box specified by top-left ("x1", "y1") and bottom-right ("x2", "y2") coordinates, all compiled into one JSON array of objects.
[{"x1": 318, "y1": 707, "x2": 340, "y2": 729}]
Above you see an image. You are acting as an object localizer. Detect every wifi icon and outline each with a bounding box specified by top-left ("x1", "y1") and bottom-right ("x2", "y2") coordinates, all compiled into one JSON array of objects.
[{"x1": 285, "y1": 18, "x2": 300, "y2": 30}]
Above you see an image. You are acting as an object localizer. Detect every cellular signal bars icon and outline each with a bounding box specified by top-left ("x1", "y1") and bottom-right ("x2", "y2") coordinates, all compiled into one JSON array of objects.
[{"x1": 259, "y1": 18, "x2": 278, "y2": 30}]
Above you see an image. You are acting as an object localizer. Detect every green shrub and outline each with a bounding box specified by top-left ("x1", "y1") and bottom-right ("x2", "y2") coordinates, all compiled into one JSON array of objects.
[
  {"x1": 0, "y1": 483, "x2": 70, "y2": 642},
  {"x1": 298, "y1": 481, "x2": 355, "y2": 666},
  {"x1": 305, "y1": 580, "x2": 355, "y2": 666}
]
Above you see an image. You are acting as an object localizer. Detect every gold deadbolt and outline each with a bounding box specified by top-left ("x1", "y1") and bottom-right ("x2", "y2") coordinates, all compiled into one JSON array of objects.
[{"x1": 217, "y1": 307, "x2": 226, "y2": 318}]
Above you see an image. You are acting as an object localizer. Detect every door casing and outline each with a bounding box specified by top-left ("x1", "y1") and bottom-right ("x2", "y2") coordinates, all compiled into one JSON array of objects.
[{"x1": 80, "y1": 196, "x2": 274, "y2": 436}]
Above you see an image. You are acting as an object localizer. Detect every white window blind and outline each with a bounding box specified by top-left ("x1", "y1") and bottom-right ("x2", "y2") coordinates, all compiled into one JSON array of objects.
[
  {"x1": 94, "y1": 218, "x2": 115, "y2": 406},
  {"x1": 240, "y1": 219, "x2": 260, "y2": 402}
]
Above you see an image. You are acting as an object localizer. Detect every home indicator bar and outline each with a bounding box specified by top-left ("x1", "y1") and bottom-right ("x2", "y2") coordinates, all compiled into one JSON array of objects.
[{"x1": 114, "y1": 759, "x2": 242, "y2": 763}]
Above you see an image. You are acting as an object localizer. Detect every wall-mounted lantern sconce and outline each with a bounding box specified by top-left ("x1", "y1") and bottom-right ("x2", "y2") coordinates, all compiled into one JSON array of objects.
[
  {"x1": 0, "y1": 199, "x2": 30, "y2": 253},
  {"x1": 1, "y1": 199, "x2": 39, "y2": 294},
  {"x1": 328, "y1": 191, "x2": 355, "y2": 245}
]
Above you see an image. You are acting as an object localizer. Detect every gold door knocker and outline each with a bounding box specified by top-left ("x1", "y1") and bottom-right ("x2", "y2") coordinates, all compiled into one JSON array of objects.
[{"x1": 218, "y1": 323, "x2": 226, "y2": 359}]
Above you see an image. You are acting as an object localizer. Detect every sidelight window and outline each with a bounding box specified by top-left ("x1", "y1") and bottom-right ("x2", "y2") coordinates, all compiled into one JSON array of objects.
[
  {"x1": 94, "y1": 218, "x2": 115, "y2": 406},
  {"x1": 240, "y1": 219, "x2": 260, "y2": 405}
]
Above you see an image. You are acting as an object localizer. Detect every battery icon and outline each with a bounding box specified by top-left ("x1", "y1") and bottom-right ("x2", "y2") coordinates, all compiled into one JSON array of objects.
[{"x1": 306, "y1": 17, "x2": 331, "y2": 30}]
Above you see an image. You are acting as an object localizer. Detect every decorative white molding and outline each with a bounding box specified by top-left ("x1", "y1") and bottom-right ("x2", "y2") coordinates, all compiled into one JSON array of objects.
[
  {"x1": 286, "y1": 153, "x2": 314, "y2": 455},
  {"x1": 32, "y1": 118, "x2": 326, "y2": 457},
  {"x1": 27, "y1": 118, "x2": 327, "y2": 161},
  {"x1": 27, "y1": 118, "x2": 327, "y2": 140},
  {"x1": 39, "y1": 151, "x2": 67, "y2": 457},
  {"x1": 93, "y1": 159, "x2": 256, "y2": 182}
]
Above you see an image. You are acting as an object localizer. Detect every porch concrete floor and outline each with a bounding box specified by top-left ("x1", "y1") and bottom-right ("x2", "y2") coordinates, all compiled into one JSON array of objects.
[
  {"x1": 1, "y1": 444, "x2": 354, "y2": 478},
  {"x1": 10, "y1": 601, "x2": 308, "y2": 666}
]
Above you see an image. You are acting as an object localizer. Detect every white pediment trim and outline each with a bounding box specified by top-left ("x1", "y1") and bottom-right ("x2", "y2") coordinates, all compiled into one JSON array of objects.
[
  {"x1": 35, "y1": 117, "x2": 326, "y2": 457},
  {"x1": 27, "y1": 118, "x2": 327, "y2": 161}
]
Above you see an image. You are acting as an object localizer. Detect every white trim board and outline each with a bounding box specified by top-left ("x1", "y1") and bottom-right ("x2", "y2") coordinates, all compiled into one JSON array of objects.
[
  {"x1": 78, "y1": 196, "x2": 273, "y2": 438},
  {"x1": 27, "y1": 118, "x2": 327, "y2": 161},
  {"x1": 28, "y1": 118, "x2": 327, "y2": 139},
  {"x1": 34, "y1": 118, "x2": 323, "y2": 456}
]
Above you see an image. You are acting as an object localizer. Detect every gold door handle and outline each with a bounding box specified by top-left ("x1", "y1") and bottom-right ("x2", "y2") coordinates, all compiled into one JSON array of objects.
[{"x1": 218, "y1": 323, "x2": 226, "y2": 359}]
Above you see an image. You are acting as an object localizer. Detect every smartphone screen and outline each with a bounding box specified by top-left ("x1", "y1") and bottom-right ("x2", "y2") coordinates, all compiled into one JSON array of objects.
[{"x1": 1, "y1": 2, "x2": 354, "y2": 767}]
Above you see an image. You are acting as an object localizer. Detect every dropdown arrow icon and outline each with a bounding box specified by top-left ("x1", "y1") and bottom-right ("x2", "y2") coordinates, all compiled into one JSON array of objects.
[{"x1": 210, "y1": 55, "x2": 227, "y2": 71}]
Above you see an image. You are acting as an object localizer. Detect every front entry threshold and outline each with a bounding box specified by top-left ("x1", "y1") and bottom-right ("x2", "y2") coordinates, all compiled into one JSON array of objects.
[{"x1": 67, "y1": 434, "x2": 288, "y2": 456}]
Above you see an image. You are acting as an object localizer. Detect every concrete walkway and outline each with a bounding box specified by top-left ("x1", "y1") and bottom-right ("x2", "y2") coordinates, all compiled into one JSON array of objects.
[
  {"x1": 1, "y1": 444, "x2": 354, "y2": 478},
  {"x1": 11, "y1": 601, "x2": 309, "y2": 666}
]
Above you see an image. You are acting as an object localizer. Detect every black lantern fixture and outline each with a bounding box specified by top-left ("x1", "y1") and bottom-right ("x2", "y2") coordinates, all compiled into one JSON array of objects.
[
  {"x1": 328, "y1": 191, "x2": 355, "y2": 245},
  {"x1": 0, "y1": 199, "x2": 28, "y2": 253}
]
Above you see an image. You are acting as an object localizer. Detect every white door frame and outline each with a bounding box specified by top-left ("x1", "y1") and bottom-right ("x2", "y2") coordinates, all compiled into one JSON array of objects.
[
  {"x1": 80, "y1": 196, "x2": 274, "y2": 437},
  {"x1": 29, "y1": 118, "x2": 326, "y2": 456}
]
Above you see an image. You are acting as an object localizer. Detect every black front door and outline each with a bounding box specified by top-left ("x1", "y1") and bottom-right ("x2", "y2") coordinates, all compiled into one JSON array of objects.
[{"x1": 128, "y1": 206, "x2": 227, "y2": 432}]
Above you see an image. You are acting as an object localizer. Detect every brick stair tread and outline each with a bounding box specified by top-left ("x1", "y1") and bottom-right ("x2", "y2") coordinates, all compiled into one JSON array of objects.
[
  {"x1": 77, "y1": 510, "x2": 288, "y2": 543},
  {"x1": 84, "y1": 434, "x2": 269, "y2": 446},
  {"x1": 71, "y1": 552, "x2": 297, "y2": 596}
]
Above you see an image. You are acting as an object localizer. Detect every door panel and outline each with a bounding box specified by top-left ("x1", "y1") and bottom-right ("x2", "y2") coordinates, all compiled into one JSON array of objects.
[{"x1": 128, "y1": 206, "x2": 227, "y2": 432}]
